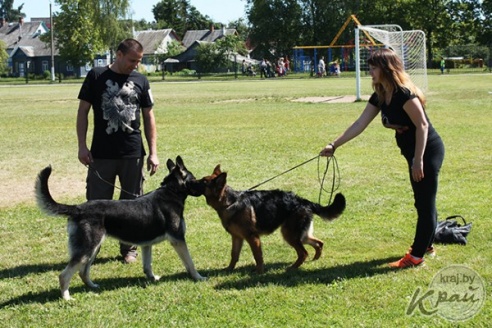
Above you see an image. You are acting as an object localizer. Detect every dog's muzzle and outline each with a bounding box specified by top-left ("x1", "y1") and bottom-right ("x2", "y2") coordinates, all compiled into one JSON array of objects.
[{"x1": 186, "y1": 179, "x2": 206, "y2": 197}]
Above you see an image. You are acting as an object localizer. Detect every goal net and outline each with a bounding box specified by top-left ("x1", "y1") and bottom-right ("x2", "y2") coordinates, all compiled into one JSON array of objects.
[{"x1": 355, "y1": 25, "x2": 427, "y2": 100}]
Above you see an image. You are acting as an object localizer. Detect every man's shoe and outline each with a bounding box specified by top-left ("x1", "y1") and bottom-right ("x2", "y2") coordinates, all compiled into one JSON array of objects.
[{"x1": 389, "y1": 253, "x2": 424, "y2": 269}]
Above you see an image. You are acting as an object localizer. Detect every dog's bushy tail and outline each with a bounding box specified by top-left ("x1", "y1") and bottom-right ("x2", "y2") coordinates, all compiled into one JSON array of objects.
[
  {"x1": 312, "y1": 193, "x2": 346, "y2": 221},
  {"x1": 35, "y1": 166, "x2": 77, "y2": 217}
]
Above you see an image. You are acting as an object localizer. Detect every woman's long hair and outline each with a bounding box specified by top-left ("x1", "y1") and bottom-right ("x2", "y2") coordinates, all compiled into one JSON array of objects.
[{"x1": 368, "y1": 48, "x2": 426, "y2": 107}]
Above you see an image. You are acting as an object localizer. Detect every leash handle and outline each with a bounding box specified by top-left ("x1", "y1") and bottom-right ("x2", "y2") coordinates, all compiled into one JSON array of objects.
[
  {"x1": 317, "y1": 155, "x2": 340, "y2": 205},
  {"x1": 248, "y1": 155, "x2": 320, "y2": 190}
]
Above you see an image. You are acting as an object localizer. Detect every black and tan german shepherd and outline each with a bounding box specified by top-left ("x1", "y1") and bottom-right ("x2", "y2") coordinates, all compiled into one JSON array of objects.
[
  {"x1": 197, "y1": 165, "x2": 346, "y2": 274},
  {"x1": 35, "y1": 156, "x2": 205, "y2": 300}
]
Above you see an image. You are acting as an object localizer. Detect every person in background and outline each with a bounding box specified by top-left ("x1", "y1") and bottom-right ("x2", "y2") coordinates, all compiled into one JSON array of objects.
[
  {"x1": 76, "y1": 38, "x2": 160, "y2": 264},
  {"x1": 242, "y1": 59, "x2": 247, "y2": 75},
  {"x1": 320, "y1": 48, "x2": 445, "y2": 269},
  {"x1": 318, "y1": 56, "x2": 326, "y2": 77},
  {"x1": 284, "y1": 55, "x2": 290, "y2": 74},
  {"x1": 260, "y1": 58, "x2": 267, "y2": 78}
]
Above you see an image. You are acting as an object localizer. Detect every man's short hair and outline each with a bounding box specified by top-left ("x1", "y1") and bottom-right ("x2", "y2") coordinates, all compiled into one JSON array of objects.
[{"x1": 117, "y1": 39, "x2": 144, "y2": 55}]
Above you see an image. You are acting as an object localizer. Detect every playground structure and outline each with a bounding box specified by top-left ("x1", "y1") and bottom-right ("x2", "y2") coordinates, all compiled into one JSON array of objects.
[
  {"x1": 292, "y1": 15, "x2": 427, "y2": 101},
  {"x1": 292, "y1": 15, "x2": 382, "y2": 76}
]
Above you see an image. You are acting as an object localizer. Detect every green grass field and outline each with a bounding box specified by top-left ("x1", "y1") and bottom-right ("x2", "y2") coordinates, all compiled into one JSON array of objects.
[{"x1": 0, "y1": 74, "x2": 491, "y2": 327}]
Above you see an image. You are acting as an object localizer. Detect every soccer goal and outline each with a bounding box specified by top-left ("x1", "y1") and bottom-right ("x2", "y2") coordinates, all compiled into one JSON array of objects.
[{"x1": 355, "y1": 25, "x2": 427, "y2": 101}]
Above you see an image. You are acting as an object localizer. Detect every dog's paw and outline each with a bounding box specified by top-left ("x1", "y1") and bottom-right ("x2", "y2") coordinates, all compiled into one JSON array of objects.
[
  {"x1": 61, "y1": 292, "x2": 74, "y2": 301},
  {"x1": 194, "y1": 274, "x2": 207, "y2": 281},
  {"x1": 150, "y1": 275, "x2": 160, "y2": 282}
]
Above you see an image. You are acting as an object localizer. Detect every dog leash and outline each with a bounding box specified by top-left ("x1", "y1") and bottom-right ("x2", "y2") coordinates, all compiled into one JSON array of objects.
[
  {"x1": 317, "y1": 155, "x2": 340, "y2": 205},
  {"x1": 248, "y1": 155, "x2": 340, "y2": 204},
  {"x1": 86, "y1": 164, "x2": 141, "y2": 198},
  {"x1": 248, "y1": 155, "x2": 320, "y2": 190}
]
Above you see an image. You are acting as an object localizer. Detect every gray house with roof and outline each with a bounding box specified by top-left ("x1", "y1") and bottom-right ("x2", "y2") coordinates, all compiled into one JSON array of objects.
[
  {"x1": 134, "y1": 28, "x2": 181, "y2": 72},
  {"x1": 0, "y1": 17, "x2": 90, "y2": 78},
  {"x1": 173, "y1": 25, "x2": 238, "y2": 71},
  {"x1": 0, "y1": 17, "x2": 52, "y2": 77}
]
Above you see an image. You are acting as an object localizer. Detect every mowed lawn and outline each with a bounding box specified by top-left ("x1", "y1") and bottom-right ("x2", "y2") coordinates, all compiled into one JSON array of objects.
[{"x1": 0, "y1": 74, "x2": 491, "y2": 327}]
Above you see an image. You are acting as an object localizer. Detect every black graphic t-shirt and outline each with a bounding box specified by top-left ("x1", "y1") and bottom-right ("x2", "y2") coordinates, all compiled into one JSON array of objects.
[
  {"x1": 369, "y1": 87, "x2": 439, "y2": 156},
  {"x1": 78, "y1": 66, "x2": 154, "y2": 159}
]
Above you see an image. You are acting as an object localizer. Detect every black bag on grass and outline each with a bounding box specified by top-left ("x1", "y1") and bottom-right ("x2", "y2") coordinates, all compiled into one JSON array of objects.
[{"x1": 434, "y1": 215, "x2": 472, "y2": 245}]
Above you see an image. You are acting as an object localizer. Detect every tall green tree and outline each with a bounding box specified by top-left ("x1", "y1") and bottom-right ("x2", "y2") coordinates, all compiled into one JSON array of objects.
[
  {"x1": 44, "y1": 0, "x2": 131, "y2": 75},
  {"x1": 48, "y1": 0, "x2": 104, "y2": 73},
  {"x1": 152, "y1": 0, "x2": 213, "y2": 38},
  {"x1": 246, "y1": 0, "x2": 303, "y2": 58},
  {"x1": 0, "y1": 0, "x2": 24, "y2": 21},
  {"x1": 478, "y1": 0, "x2": 492, "y2": 65},
  {"x1": 478, "y1": 0, "x2": 492, "y2": 48},
  {"x1": 92, "y1": 0, "x2": 132, "y2": 54},
  {"x1": 227, "y1": 18, "x2": 250, "y2": 42},
  {"x1": 298, "y1": 0, "x2": 352, "y2": 46}
]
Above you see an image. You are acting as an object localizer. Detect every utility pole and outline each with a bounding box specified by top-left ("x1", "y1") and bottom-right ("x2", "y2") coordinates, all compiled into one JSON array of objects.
[{"x1": 50, "y1": 1, "x2": 55, "y2": 82}]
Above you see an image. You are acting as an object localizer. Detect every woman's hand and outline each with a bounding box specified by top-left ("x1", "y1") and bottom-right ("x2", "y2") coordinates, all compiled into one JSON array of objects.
[
  {"x1": 412, "y1": 158, "x2": 424, "y2": 182},
  {"x1": 320, "y1": 143, "x2": 336, "y2": 157}
]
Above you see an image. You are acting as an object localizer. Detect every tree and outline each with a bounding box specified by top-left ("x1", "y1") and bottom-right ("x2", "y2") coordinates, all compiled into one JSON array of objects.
[
  {"x1": 92, "y1": 0, "x2": 132, "y2": 55},
  {"x1": 43, "y1": 0, "x2": 132, "y2": 76},
  {"x1": 154, "y1": 40, "x2": 186, "y2": 66},
  {"x1": 227, "y1": 18, "x2": 250, "y2": 42},
  {"x1": 476, "y1": 0, "x2": 492, "y2": 48},
  {"x1": 246, "y1": 0, "x2": 303, "y2": 58},
  {"x1": 47, "y1": 1, "x2": 104, "y2": 73},
  {"x1": 152, "y1": 0, "x2": 213, "y2": 38},
  {"x1": 216, "y1": 34, "x2": 248, "y2": 71},
  {"x1": 195, "y1": 42, "x2": 227, "y2": 73},
  {"x1": 298, "y1": 0, "x2": 353, "y2": 46},
  {"x1": 0, "y1": 39, "x2": 9, "y2": 75},
  {"x1": 0, "y1": 0, "x2": 25, "y2": 21}
]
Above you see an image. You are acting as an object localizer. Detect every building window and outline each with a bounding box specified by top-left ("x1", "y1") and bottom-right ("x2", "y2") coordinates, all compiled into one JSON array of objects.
[
  {"x1": 42, "y1": 61, "x2": 49, "y2": 72},
  {"x1": 66, "y1": 65, "x2": 74, "y2": 72}
]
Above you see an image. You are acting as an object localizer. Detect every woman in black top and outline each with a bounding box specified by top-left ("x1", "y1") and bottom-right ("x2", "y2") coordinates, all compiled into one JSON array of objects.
[{"x1": 320, "y1": 48, "x2": 445, "y2": 268}]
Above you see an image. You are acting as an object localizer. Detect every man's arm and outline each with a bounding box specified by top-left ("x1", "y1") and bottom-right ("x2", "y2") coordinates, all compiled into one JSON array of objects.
[
  {"x1": 76, "y1": 100, "x2": 93, "y2": 165},
  {"x1": 142, "y1": 107, "x2": 159, "y2": 175}
]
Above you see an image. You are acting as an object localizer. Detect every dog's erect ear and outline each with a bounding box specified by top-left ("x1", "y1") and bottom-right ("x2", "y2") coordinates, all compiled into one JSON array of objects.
[
  {"x1": 166, "y1": 159, "x2": 175, "y2": 172},
  {"x1": 215, "y1": 172, "x2": 227, "y2": 189},
  {"x1": 176, "y1": 156, "x2": 185, "y2": 169},
  {"x1": 213, "y1": 164, "x2": 222, "y2": 175}
]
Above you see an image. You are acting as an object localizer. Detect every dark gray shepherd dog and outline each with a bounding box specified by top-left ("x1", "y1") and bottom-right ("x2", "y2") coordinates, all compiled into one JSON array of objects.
[{"x1": 35, "y1": 156, "x2": 205, "y2": 300}]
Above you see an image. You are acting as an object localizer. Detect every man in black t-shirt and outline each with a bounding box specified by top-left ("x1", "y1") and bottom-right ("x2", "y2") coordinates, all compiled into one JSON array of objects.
[{"x1": 76, "y1": 39, "x2": 159, "y2": 264}]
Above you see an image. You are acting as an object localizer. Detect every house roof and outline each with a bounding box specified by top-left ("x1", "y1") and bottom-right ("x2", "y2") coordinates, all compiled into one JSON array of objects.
[
  {"x1": 181, "y1": 27, "x2": 237, "y2": 48},
  {"x1": 0, "y1": 20, "x2": 49, "y2": 51},
  {"x1": 134, "y1": 29, "x2": 180, "y2": 55}
]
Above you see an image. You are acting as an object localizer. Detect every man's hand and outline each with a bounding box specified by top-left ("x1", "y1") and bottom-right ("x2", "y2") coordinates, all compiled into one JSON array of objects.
[
  {"x1": 147, "y1": 154, "x2": 160, "y2": 176},
  {"x1": 78, "y1": 146, "x2": 93, "y2": 166}
]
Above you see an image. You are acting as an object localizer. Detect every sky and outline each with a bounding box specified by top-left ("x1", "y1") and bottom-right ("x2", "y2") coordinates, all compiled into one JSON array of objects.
[{"x1": 14, "y1": 0, "x2": 247, "y2": 24}]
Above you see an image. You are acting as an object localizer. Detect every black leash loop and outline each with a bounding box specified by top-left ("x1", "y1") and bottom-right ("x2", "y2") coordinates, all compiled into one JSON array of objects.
[
  {"x1": 86, "y1": 164, "x2": 140, "y2": 198},
  {"x1": 317, "y1": 155, "x2": 340, "y2": 205},
  {"x1": 248, "y1": 155, "x2": 320, "y2": 190}
]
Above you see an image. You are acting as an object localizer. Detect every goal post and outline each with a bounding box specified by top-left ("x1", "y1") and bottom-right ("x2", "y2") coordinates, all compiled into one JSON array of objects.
[{"x1": 355, "y1": 25, "x2": 427, "y2": 100}]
